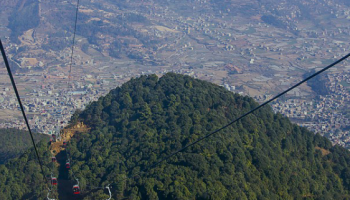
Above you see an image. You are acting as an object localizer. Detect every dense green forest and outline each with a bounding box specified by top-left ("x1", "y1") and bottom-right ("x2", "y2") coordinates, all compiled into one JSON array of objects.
[
  {"x1": 0, "y1": 140, "x2": 58, "y2": 200},
  {"x1": 0, "y1": 128, "x2": 48, "y2": 164},
  {"x1": 2, "y1": 73, "x2": 350, "y2": 199}
]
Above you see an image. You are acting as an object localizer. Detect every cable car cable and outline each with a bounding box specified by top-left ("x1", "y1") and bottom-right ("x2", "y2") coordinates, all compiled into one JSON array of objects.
[
  {"x1": 0, "y1": 39, "x2": 50, "y2": 187},
  {"x1": 68, "y1": 0, "x2": 80, "y2": 88},
  {"x1": 110, "y1": 52, "x2": 350, "y2": 186},
  {"x1": 65, "y1": 52, "x2": 350, "y2": 190},
  {"x1": 44, "y1": 0, "x2": 81, "y2": 195},
  {"x1": 61, "y1": 0, "x2": 109, "y2": 194},
  {"x1": 65, "y1": 150, "x2": 78, "y2": 181},
  {"x1": 1, "y1": 0, "x2": 81, "y2": 196}
]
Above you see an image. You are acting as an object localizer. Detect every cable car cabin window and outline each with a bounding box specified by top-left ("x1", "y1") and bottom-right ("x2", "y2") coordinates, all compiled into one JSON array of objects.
[{"x1": 73, "y1": 185, "x2": 80, "y2": 194}]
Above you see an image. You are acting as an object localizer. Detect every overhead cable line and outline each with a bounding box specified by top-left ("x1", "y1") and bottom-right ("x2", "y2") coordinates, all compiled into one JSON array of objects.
[
  {"x1": 112, "y1": 52, "x2": 350, "y2": 186},
  {"x1": 68, "y1": 0, "x2": 80, "y2": 88},
  {"x1": 65, "y1": 150, "x2": 79, "y2": 182},
  {"x1": 61, "y1": 2, "x2": 112, "y2": 194},
  {"x1": 0, "y1": 39, "x2": 49, "y2": 186}
]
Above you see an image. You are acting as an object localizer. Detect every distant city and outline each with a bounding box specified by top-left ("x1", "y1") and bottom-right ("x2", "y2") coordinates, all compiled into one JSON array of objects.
[{"x1": 1, "y1": 0, "x2": 350, "y2": 148}]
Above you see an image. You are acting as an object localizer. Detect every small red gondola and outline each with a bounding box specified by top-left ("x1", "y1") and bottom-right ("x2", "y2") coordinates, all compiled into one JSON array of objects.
[
  {"x1": 51, "y1": 177, "x2": 57, "y2": 185},
  {"x1": 52, "y1": 157, "x2": 56, "y2": 162},
  {"x1": 63, "y1": 140, "x2": 67, "y2": 146},
  {"x1": 73, "y1": 185, "x2": 80, "y2": 194},
  {"x1": 66, "y1": 161, "x2": 70, "y2": 169}
]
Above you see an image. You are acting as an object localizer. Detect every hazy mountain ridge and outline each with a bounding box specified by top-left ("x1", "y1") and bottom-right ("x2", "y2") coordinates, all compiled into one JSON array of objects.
[{"x1": 3, "y1": 0, "x2": 350, "y2": 71}]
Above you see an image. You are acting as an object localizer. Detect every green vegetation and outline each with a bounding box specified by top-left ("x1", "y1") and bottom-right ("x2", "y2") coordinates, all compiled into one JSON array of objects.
[
  {"x1": 0, "y1": 141, "x2": 58, "y2": 200},
  {"x1": 0, "y1": 128, "x2": 49, "y2": 164},
  {"x1": 70, "y1": 73, "x2": 350, "y2": 199},
  {"x1": 3, "y1": 73, "x2": 350, "y2": 199}
]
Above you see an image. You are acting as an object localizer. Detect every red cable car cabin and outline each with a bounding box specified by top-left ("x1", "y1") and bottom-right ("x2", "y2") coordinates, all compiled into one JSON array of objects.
[
  {"x1": 52, "y1": 157, "x2": 56, "y2": 162},
  {"x1": 73, "y1": 185, "x2": 80, "y2": 194},
  {"x1": 51, "y1": 177, "x2": 57, "y2": 185},
  {"x1": 63, "y1": 140, "x2": 67, "y2": 146},
  {"x1": 66, "y1": 161, "x2": 70, "y2": 169}
]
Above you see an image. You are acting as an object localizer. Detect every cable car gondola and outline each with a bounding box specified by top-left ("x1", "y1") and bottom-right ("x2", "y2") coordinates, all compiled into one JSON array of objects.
[
  {"x1": 52, "y1": 157, "x2": 56, "y2": 162},
  {"x1": 66, "y1": 160, "x2": 70, "y2": 169},
  {"x1": 51, "y1": 177, "x2": 57, "y2": 185},
  {"x1": 63, "y1": 140, "x2": 67, "y2": 146},
  {"x1": 73, "y1": 185, "x2": 80, "y2": 194}
]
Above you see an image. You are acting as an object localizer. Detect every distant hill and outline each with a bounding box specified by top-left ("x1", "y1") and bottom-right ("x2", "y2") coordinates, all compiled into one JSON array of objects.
[
  {"x1": 7, "y1": 0, "x2": 40, "y2": 43},
  {"x1": 0, "y1": 128, "x2": 49, "y2": 164},
  {"x1": 4, "y1": 0, "x2": 350, "y2": 67},
  {"x1": 2, "y1": 73, "x2": 350, "y2": 199}
]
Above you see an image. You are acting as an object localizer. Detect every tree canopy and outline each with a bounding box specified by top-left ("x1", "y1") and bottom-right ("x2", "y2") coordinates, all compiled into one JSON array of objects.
[
  {"x1": 0, "y1": 128, "x2": 48, "y2": 164},
  {"x1": 2, "y1": 73, "x2": 350, "y2": 199}
]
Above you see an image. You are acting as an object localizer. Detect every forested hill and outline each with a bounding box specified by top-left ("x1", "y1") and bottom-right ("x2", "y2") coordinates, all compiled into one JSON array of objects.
[
  {"x1": 69, "y1": 73, "x2": 350, "y2": 199},
  {"x1": 3, "y1": 73, "x2": 350, "y2": 199},
  {"x1": 0, "y1": 128, "x2": 49, "y2": 164},
  {"x1": 0, "y1": 140, "x2": 58, "y2": 200}
]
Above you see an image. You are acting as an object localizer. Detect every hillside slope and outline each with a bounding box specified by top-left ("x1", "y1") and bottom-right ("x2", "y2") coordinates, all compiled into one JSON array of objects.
[
  {"x1": 69, "y1": 73, "x2": 350, "y2": 199},
  {"x1": 0, "y1": 128, "x2": 49, "y2": 164},
  {"x1": 0, "y1": 141, "x2": 58, "y2": 200},
  {"x1": 2, "y1": 73, "x2": 350, "y2": 199}
]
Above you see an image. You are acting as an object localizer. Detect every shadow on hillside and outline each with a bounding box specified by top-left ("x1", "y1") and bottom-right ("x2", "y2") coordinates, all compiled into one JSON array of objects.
[{"x1": 57, "y1": 150, "x2": 83, "y2": 200}]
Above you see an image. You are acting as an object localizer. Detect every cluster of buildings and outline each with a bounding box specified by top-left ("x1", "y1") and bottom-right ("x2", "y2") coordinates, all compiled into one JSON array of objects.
[
  {"x1": 272, "y1": 72, "x2": 350, "y2": 148},
  {"x1": 0, "y1": 84, "x2": 94, "y2": 134},
  {"x1": 2, "y1": 0, "x2": 350, "y2": 149},
  {"x1": 0, "y1": 69, "x2": 112, "y2": 134}
]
